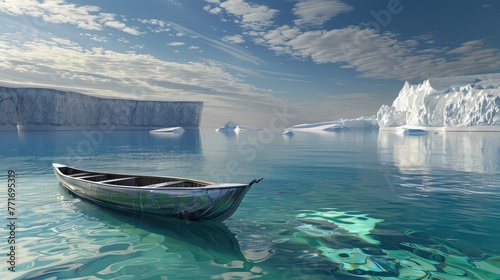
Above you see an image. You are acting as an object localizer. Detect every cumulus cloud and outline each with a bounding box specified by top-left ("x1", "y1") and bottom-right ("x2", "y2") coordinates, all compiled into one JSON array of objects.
[
  {"x1": 260, "y1": 26, "x2": 500, "y2": 80},
  {"x1": 167, "y1": 41, "x2": 185, "y2": 46},
  {"x1": 206, "y1": 0, "x2": 278, "y2": 30},
  {"x1": 0, "y1": 0, "x2": 141, "y2": 35},
  {"x1": 139, "y1": 18, "x2": 170, "y2": 33},
  {"x1": 203, "y1": 4, "x2": 222, "y2": 15},
  {"x1": 201, "y1": 0, "x2": 499, "y2": 81},
  {"x1": 0, "y1": 35, "x2": 282, "y2": 111},
  {"x1": 80, "y1": 33, "x2": 108, "y2": 43},
  {"x1": 223, "y1": 34, "x2": 245, "y2": 44},
  {"x1": 293, "y1": 0, "x2": 353, "y2": 26}
]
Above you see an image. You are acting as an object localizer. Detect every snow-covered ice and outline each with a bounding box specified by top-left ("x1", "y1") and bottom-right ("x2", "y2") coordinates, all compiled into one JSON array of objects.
[
  {"x1": 150, "y1": 127, "x2": 184, "y2": 133},
  {"x1": 0, "y1": 86, "x2": 203, "y2": 130},
  {"x1": 283, "y1": 116, "x2": 377, "y2": 135},
  {"x1": 377, "y1": 74, "x2": 500, "y2": 130}
]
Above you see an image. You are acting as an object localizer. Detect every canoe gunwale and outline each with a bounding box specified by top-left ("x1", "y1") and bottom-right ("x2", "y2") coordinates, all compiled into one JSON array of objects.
[
  {"x1": 53, "y1": 163, "x2": 246, "y2": 190},
  {"x1": 52, "y1": 163, "x2": 256, "y2": 222}
]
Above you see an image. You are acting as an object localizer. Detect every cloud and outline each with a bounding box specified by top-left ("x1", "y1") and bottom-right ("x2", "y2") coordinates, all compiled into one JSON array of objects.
[
  {"x1": 207, "y1": 0, "x2": 279, "y2": 30},
  {"x1": 168, "y1": 21, "x2": 264, "y2": 64},
  {"x1": 203, "y1": 5, "x2": 222, "y2": 15},
  {"x1": 293, "y1": 0, "x2": 353, "y2": 26},
  {"x1": 257, "y1": 25, "x2": 500, "y2": 80},
  {"x1": 167, "y1": 41, "x2": 185, "y2": 46},
  {"x1": 139, "y1": 18, "x2": 170, "y2": 33},
  {"x1": 202, "y1": 1, "x2": 499, "y2": 82},
  {"x1": 223, "y1": 34, "x2": 245, "y2": 44},
  {"x1": 80, "y1": 33, "x2": 108, "y2": 43},
  {"x1": 0, "y1": 35, "x2": 283, "y2": 117},
  {"x1": 0, "y1": 0, "x2": 140, "y2": 35},
  {"x1": 104, "y1": 20, "x2": 141, "y2": 35}
]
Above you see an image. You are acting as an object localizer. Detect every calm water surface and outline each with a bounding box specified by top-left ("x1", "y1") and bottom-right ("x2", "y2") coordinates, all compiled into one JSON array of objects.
[{"x1": 0, "y1": 128, "x2": 499, "y2": 279}]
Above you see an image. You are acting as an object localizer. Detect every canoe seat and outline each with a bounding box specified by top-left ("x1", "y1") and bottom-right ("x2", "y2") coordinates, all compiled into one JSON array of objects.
[
  {"x1": 77, "y1": 174, "x2": 106, "y2": 179},
  {"x1": 69, "y1": 172, "x2": 92, "y2": 177},
  {"x1": 142, "y1": 180, "x2": 185, "y2": 188},
  {"x1": 99, "y1": 177, "x2": 137, "y2": 184}
]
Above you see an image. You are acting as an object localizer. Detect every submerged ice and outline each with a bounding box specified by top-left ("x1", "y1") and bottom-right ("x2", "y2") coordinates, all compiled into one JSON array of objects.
[{"x1": 377, "y1": 73, "x2": 500, "y2": 128}]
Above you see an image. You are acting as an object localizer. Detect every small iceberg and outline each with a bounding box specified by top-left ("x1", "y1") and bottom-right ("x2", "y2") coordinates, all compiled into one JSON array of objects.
[
  {"x1": 150, "y1": 127, "x2": 184, "y2": 133},
  {"x1": 215, "y1": 121, "x2": 261, "y2": 133},
  {"x1": 283, "y1": 122, "x2": 346, "y2": 134},
  {"x1": 216, "y1": 121, "x2": 239, "y2": 132},
  {"x1": 282, "y1": 130, "x2": 294, "y2": 136}
]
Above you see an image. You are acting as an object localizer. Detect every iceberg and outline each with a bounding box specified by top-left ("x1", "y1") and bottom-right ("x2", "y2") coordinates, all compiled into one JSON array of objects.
[
  {"x1": 0, "y1": 86, "x2": 203, "y2": 131},
  {"x1": 150, "y1": 127, "x2": 184, "y2": 133},
  {"x1": 215, "y1": 121, "x2": 261, "y2": 133},
  {"x1": 216, "y1": 121, "x2": 239, "y2": 132},
  {"x1": 377, "y1": 74, "x2": 500, "y2": 130},
  {"x1": 282, "y1": 130, "x2": 294, "y2": 136},
  {"x1": 283, "y1": 116, "x2": 377, "y2": 135}
]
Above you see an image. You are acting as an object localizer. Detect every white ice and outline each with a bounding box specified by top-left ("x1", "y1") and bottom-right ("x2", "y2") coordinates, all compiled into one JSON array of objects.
[
  {"x1": 377, "y1": 73, "x2": 500, "y2": 130},
  {"x1": 0, "y1": 86, "x2": 203, "y2": 130},
  {"x1": 215, "y1": 121, "x2": 262, "y2": 133},
  {"x1": 150, "y1": 127, "x2": 183, "y2": 133},
  {"x1": 283, "y1": 116, "x2": 377, "y2": 135}
]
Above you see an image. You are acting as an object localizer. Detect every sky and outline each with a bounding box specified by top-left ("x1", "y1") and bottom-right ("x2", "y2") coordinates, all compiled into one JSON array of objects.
[{"x1": 0, "y1": 0, "x2": 499, "y2": 128}]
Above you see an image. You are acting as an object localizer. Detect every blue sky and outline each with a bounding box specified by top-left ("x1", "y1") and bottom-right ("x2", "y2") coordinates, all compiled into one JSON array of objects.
[{"x1": 0, "y1": 0, "x2": 499, "y2": 127}]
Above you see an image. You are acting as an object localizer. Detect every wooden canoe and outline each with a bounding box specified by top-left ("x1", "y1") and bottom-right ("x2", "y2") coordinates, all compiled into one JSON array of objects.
[{"x1": 52, "y1": 163, "x2": 262, "y2": 222}]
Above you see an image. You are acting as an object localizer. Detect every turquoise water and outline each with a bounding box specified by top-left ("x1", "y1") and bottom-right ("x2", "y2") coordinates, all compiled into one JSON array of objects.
[{"x1": 1, "y1": 128, "x2": 499, "y2": 279}]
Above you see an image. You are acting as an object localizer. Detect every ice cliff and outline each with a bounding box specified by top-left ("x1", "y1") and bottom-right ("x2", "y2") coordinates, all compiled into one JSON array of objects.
[
  {"x1": 377, "y1": 74, "x2": 500, "y2": 129},
  {"x1": 0, "y1": 86, "x2": 203, "y2": 130}
]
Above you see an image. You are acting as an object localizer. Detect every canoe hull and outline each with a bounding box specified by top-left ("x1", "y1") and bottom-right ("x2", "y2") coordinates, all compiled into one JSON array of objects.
[{"x1": 53, "y1": 164, "x2": 253, "y2": 222}]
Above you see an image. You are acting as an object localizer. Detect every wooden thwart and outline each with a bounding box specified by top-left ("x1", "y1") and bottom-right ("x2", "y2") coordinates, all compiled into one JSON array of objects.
[
  {"x1": 100, "y1": 177, "x2": 137, "y2": 184},
  {"x1": 142, "y1": 180, "x2": 185, "y2": 188}
]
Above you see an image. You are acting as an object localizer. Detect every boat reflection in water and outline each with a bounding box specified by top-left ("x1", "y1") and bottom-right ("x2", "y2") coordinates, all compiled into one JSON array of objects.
[{"x1": 21, "y1": 187, "x2": 264, "y2": 279}]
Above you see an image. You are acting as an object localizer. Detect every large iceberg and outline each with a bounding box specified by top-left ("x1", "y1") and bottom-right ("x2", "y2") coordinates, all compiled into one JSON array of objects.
[
  {"x1": 0, "y1": 86, "x2": 203, "y2": 130},
  {"x1": 377, "y1": 74, "x2": 500, "y2": 130}
]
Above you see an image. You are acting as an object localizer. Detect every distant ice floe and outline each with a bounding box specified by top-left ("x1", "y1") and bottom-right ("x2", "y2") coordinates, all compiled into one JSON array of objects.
[
  {"x1": 149, "y1": 127, "x2": 185, "y2": 138},
  {"x1": 377, "y1": 73, "x2": 500, "y2": 130},
  {"x1": 215, "y1": 121, "x2": 262, "y2": 133},
  {"x1": 283, "y1": 116, "x2": 377, "y2": 135},
  {"x1": 150, "y1": 127, "x2": 183, "y2": 133}
]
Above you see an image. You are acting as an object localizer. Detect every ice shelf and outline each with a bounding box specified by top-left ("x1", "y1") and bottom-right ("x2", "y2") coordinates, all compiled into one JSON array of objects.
[{"x1": 0, "y1": 86, "x2": 203, "y2": 130}]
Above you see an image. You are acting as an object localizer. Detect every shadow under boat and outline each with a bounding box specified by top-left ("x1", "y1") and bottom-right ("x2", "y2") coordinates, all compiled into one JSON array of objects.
[{"x1": 62, "y1": 186, "x2": 252, "y2": 266}]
